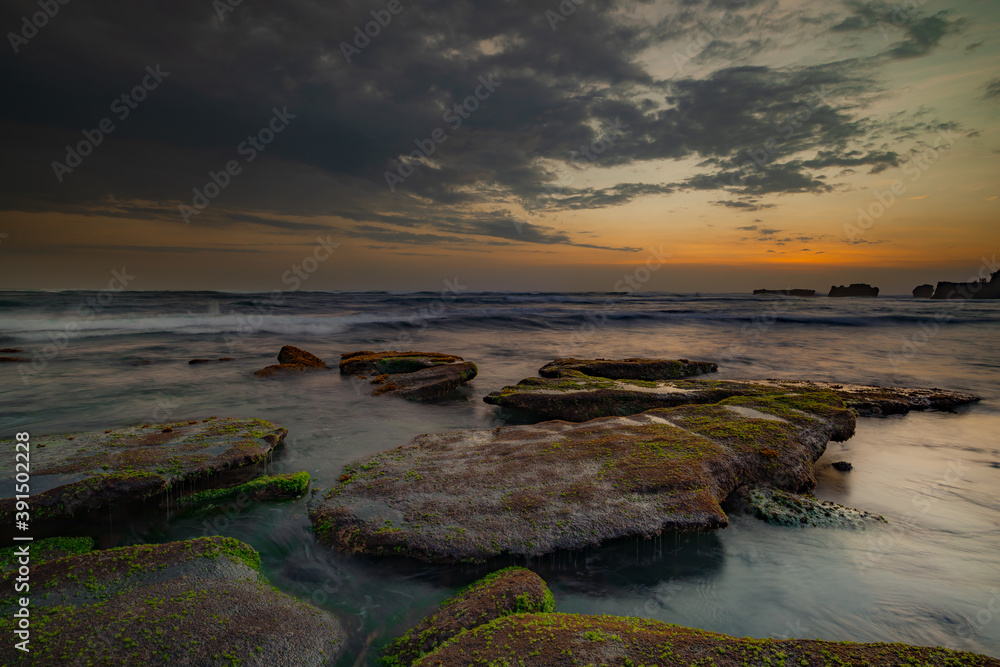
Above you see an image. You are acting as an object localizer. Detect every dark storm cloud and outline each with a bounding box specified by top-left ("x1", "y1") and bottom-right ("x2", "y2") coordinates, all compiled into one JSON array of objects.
[{"x1": 0, "y1": 0, "x2": 971, "y2": 245}]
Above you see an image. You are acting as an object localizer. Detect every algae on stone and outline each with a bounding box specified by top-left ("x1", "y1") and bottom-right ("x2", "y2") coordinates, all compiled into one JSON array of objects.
[
  {"x1": 381, "y1": 567, "x2": 554, "y2": 666},
  {"x1": 414, "y1": 612, "x2": 999, "y2": 666},
  {"x1": 310, "y1": 392, "x2": 858, "y2": 562},
  {"x1": 177, "y1": 471, "x2": 310, "y2": 507},
  {"x1": 0, "y1": 536, "x2": 344, "y2": 666},
  {"x1": 0, "y1": 417, "x2": 287, "y2": 526}
]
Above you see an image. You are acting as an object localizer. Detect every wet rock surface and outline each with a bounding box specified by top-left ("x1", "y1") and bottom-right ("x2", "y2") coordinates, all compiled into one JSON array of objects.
[
  {"x1": 0, "y1": 536, "x2": 344, "y2": 666},
  {"x1": 539, "y1": 357, "x2": 718, "y2": 381},
  {"x1": 310, "y1": 390, "x2": 857, "y2": 562},
  {"x1": 485, "y1": 365, "x2": 979, "y2": 422},
  {"x1": 381, "y1": 567, "x2": 554, "y2": 666},
  {"x1": 412, "y1": 611, "x2": 999, "y2": 666},
  {"x1": 0, "y1": 417, "x2": 287, "y2": 527},
  {"x1": 727, "y1": 484, "x2": 885, "y2": 528},
  {"x1": 340, "y1": 350, "x2": 478, "y2": 400},
  {"x1": 254, "y1": 344, "x2": 329, "y2": 377}
]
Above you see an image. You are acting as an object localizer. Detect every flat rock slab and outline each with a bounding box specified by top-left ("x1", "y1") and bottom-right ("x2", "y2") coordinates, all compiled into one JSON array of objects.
[
  {"x1": 485, "y1": 372, "x2": 980, "y2": 421},
  {"x1": 340, "y1": 350, "x2": 478, "y2": 400},
  {"x1": 540, "y1": 357, "x2": 718, "y2": 380},
  {"x1": 255, "y1": 344, "x2": 329, "y2": 377},
  {"x1": 414, "y1": 612, "x2": 1000, "y2": 666},
  {"x1": 382, "y1": 567, "x2": 554, "y2": 666},
  {"x1": 0, "y1": 536, "x2": 93, "y2": 574},
  {"x1": 310, "y1": 391, "x2": 856, "y2": 562},
  {"x1": 0, "y1": 417, "x2": 286, "y2": 525},
  {"x1": 0, "y1": 536, "x2": 344, "y2": 666}
]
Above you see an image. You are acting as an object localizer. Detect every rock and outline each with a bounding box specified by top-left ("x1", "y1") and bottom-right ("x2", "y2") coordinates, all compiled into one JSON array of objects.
[
  {"x1": 727, "y1": 484, "x2": 883, "y2": 528},
  {"x1": 310, "y1": 390, "x2": 859, "y2": 562},
  {"x1": 0, "y1": 536, "x2": 93, "y2": 574},
  {"x1": 829, "y1": 283, "x2": 879, "y2": 297},
  {"x1": 178, "y1": 471, "x2": 310, "y2": 507},
  {"x1": 381, "y1": 567, "x2": 554, "y2": 666},
  {"x1": 931, "y1": 269, "x2": 1000, "y2": 299},
  {"x1": 340, "y1": 351, "x2": 477, "y2": 400},
  {"x1": 539, "y1": 357, "x2": 718, "y2": 381},
  {"x1": 0, "y1": 417, "x2": 287, "y2": 527},
  {"x1": 253, "y1": 345, "x2": 328, "y2": 377},
  {"x1": 277, "y1": 345, "x2": 327, "y2": 367},
  {"x1": 484, "y1": 370, "x2": 980, "y2": 422},
  {"x1": 913, "y1": 284, "x2": 935, "y2": 298},
  {"x1": 753, "y1": 289, "x2": 816, "y2": 297},
  {"x1": 188, "y1": 357, "x2": 235, "y2": 364},
  {"x1": 0, "y1": 536, "x2": 344, "y2": 665},
  {"x1": 831, "y1": 461, "x2": 853, "y2": 471},
  {"x1": 413, "y1": 612, "x2": 1000, "y2": 666}
]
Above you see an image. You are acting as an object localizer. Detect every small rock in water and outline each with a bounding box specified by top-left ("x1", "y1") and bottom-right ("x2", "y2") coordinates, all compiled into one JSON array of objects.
[
  {"x1": 254, "y1": 345, "x2": 329, "y2": 377},
  {"x1": 832, "y1": 461, "x2": 853, "y2": 471}
]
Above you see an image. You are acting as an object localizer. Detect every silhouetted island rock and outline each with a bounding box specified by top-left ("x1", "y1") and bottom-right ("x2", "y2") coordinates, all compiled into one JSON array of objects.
[
  {"x1": 254, "y1": 344, "x2": 329, "y2": 377},
  {"x1": 912, "y1": 284, "x2": 935, "y2": 298},
  {"x1": 930, "y1": 268, "x2": 1000, "y2": 299},
  {"x1": 753, "y1": 289, "x2": 816, "y2": 297},
  {"x1": 0, "y1": 417, "x2": 287, "y2": 528},
  {"x1": 0, "y1": 537, "x2": 344, "y2": 665},
  {"x1": 829, "y1": 283, "x2": 879, "y2": 297},
  {"x1": 339, "y1": 350, "x2": 477, "y2": 400}
]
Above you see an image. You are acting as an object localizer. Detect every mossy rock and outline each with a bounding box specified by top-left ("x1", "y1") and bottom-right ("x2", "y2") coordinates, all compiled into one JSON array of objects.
[
  {"x1": 178, "y1": 471, "x2": 310, "y2": 507},
  {"x1": 0, "y1": 417, "x2": 287, "y2": 527},
  {"x1": 381, "y1": 567, "x2": 554, "y2": 666},
  {"x1": 341, "y1": 351, "x2": 477, "y2": 400},
  {"x1": 0, "y1": 536, "x2": 93, "y2": 575},
  {"x1": 484, "y1": 371, "x2": 980, "y2": 422},
  {"x1": 0, "y1": 536, "x2": 344, "y2": 666},
  {"x1": 414, "y1": 612, "x2": 1000, "y2": 666},
  {"x1": 310, "y1": 392, "x2": 863, "y2": 562}
]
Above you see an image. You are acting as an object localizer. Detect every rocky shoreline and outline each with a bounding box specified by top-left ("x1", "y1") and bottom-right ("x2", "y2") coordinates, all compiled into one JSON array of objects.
[{"x1": 4, "y1": 351, "x2": 995, "y2": 665}]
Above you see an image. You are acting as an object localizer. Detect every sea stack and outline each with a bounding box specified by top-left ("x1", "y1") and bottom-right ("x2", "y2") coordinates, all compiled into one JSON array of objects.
[
  {"x1": 930, "y1": 269, "x2": 1000, "y2": 299},
  {"x1": 829, "y1": 284, "x2": 879, "y2": 297},
  {"x1": 912, "y1": 284, "x2": 934, "y2": 298}
]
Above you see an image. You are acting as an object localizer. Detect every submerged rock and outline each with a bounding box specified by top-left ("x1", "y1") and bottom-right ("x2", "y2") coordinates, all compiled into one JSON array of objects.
[
  {"x1": 381, "y1": 567, "x2": 554, "y2": 666},
  {"x1": 340, "y1": 350, "x2": 478, "y2": 400},
  {"x1": 727, "y1": 484, "x2": 884, "y2": 528},
  {"x1": 254, "y1": 344, "x2": 328, "y2": 377},
  {"x1": 188, "y1": 357, "x2": 234, "y2": 364},
  {"x1": 310, "y1": 391, "x2": 858, "y2": 562},
  {"x1": 413, "y1": 612, "x2": 999, "y2": 666},
  {"x1": 0, "y1": 536, "x2": 344, "y2": 665},
  {"x1": 0, "y1": 417, "x2": 286, "y2": 527},
  {"x1": 485, "y1": 368, "x2": 979, "y2": 422},
  {"x1": 539, "y1": 357, "x2": 718, "y2": 380},
  {"x1": 831, "y1": 460, "x2": 854, "y2": 471}
]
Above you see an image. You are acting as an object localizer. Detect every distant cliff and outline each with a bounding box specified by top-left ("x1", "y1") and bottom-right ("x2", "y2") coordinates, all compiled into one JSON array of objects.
[
  {"x1": 829, "y1": 284, "x2": 879, "y2": 297},
  {"x1": 929, "y1": 269, "x2": 1000, "y2": 299}
]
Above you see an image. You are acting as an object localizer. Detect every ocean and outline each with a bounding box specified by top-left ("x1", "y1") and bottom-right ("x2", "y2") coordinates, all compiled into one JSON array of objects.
[{"x1": 2, "y1": 290, "x2": 998, "y2": 663}]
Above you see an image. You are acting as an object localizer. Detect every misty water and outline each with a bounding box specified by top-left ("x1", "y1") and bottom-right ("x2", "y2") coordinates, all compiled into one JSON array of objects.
[{"x1": 1, "y1": 291, "x2": 998, "y2": 663}]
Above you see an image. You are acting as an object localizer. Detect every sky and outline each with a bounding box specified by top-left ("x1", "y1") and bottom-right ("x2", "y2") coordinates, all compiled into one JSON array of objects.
[{"x1": 0, "y1": 0, "x2": 998, "y2": 293}]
